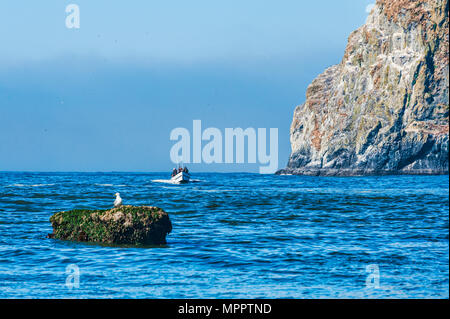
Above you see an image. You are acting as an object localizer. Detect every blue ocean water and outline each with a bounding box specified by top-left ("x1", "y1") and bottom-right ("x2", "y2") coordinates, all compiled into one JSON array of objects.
[{"x1": 0, "y1": 172, "x2": 448, "y2": 298}]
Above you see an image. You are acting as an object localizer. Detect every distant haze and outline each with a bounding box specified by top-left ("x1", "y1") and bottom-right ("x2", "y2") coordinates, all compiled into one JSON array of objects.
[{"x1": 0, "y1": 0, "x2": 372, "y2": 172}]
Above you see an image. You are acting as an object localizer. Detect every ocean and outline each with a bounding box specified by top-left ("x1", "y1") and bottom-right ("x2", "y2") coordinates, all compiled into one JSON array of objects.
[{"x1": 0, "y1": 172, "x2": 448, "y2": 298}]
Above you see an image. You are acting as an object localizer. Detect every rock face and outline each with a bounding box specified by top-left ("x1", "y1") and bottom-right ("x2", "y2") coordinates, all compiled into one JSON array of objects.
[
  {"x1": 279, "y1": 0, "x2": 449, "y2": 176},
  {"x1": 49, "y1": 205, "x2": 172, "y2": 245}
]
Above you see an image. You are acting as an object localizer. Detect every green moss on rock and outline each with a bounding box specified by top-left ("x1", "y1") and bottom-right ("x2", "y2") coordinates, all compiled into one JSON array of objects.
[{"x1": 49, "y1": 205, "x2": 172, "y2": 245}]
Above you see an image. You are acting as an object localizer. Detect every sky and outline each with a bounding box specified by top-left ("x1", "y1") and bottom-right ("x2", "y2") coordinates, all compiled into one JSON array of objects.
[{"x1": 0, "y1": 0, "x2": 375, "y2": 172}]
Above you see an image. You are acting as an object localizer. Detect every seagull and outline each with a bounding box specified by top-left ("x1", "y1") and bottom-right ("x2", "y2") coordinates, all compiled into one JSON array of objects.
[{"x1": 114, "y1": 193, "x2": 123, "y2": 207}]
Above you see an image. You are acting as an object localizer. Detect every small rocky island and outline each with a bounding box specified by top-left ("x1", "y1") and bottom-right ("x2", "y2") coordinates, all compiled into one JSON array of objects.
[{"x1": 48, "y1": 205, "x2": 172, "y2": 245}]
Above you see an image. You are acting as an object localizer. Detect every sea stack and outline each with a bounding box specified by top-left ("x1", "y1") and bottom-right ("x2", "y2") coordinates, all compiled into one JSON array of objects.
[
  {"x1": 278, "y1": 0, "x2": 449, "y2": 176},
  {"x1": 49, "y1": 205, "x2": 172, "y2": 245}
]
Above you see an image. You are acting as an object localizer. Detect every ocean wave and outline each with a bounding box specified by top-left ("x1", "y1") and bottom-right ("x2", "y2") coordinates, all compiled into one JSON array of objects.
[
  {"x1": 7, "y1": 184, "x2": 55, "y2": 188},
  {"x1": 94, "y1": 184, "x2": 128, "y2": 187},
  {"x1": 192, "y1": 189, "x2": 237, "y2": 193}
]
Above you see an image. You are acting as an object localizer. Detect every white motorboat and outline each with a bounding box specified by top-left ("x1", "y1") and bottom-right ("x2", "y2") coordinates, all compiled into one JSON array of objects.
[{"x1": 171, "y1": 171, "x2": 190, "y2": 184}]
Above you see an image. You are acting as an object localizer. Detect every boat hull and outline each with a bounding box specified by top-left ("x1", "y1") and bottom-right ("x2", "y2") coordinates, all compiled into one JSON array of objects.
[{"x1": 171, "y1": 171, "x2": 190, "y2": 184}]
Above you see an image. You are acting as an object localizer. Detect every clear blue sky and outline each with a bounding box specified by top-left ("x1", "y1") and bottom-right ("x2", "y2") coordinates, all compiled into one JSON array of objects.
[{"x1": 0, "y1": 0, "x2": 374, "y2": 172}]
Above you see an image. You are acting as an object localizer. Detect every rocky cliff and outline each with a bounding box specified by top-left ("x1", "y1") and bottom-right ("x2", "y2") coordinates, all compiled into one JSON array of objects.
[{"x1": 278, "y1": 0, "x2": 449, "y2": 176}]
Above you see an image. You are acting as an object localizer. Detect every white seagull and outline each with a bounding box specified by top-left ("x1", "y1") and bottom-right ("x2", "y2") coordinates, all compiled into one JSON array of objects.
[{"x1": 114, "y1": 192, "x2": 123, "y2": 207}]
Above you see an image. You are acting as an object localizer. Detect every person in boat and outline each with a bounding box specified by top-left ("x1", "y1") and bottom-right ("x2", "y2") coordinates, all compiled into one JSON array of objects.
[
  {"x1": 178, "y1": 167, "x2": 183, "y2": 173},
  {"x1": 183, "y1": 166, "x2": 189, "y2": 173},
  {"x1": 172, "y1": 168, "x2": 177, "y2": 177}
]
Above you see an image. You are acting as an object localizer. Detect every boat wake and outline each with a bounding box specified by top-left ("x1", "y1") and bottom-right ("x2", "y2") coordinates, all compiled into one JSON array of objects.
[
  {"x1": 151, "y1": 179, "x2": 179, "y2": 185},
  {"x1": 151, "y1": 179, "x2": 202, "y2": 184}
]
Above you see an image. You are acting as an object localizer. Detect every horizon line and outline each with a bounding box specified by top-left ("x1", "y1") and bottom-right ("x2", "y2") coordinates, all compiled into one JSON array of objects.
[{"x1": 0, "y1": 170, "x2": 262, "y2": 174}]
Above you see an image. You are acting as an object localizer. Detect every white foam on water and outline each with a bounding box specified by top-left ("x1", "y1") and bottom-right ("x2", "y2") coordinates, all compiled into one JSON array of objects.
[
  {"x1": 152, "y1": 179, "x2": 203, "y2": 185},
  {"x1": 8, "y1": 183, "x2": 55, "y2": 187},
  {"x1": 95, "y1": 184, "x2": 128, "y2": 187},
  {"x1": 193, "y1": 188, "x2": 236, "y2": 193},
  {"x1": 151, "y1": 179, "x2": 179, "y2": 185}
]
